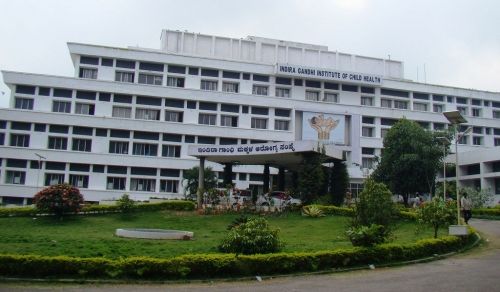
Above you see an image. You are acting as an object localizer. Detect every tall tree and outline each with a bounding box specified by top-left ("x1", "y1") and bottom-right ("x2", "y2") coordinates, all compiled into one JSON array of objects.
[
  {"x1": 329, "y1": 161, "x2": 350, "y2": 206},
  {"x1": 372, "y1": 118, "x2": 446, "y2": 205},
  {"x1": 182, "y1": 166, "x2": 218, "y2": 200},
  {"x1": 298, "y1": 153, "x2": 325, "y2": 204}
]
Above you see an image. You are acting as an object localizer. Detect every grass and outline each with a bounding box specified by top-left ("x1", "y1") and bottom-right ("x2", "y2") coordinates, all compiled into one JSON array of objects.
[{"x1": 0, "y1": 211, "x2": 447, "y2": 259}]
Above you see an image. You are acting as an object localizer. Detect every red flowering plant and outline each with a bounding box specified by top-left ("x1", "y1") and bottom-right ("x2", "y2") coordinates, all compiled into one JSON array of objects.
[{"x1": 33, "y1": 183, "x2": 84, "y2": 217}]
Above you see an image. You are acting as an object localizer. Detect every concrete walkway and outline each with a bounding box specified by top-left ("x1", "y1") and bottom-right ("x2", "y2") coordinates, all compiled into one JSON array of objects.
[{"x1": 1, "y1": 219, "x2": 499, "y2": 292}]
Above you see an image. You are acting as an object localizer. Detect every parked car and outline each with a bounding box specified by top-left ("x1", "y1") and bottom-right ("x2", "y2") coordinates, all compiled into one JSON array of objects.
[{"x1": 256, "y1": 191, "x2": 301, "y2": 208}]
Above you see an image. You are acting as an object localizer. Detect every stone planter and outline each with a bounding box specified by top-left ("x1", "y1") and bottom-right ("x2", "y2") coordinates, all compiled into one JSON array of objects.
[{"x1": 449, "y1": 225, "x2": 468, "y2": 236}]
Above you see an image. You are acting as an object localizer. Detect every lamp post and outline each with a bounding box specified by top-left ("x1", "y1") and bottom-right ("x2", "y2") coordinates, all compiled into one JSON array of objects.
[
  {"x1": 34, "y1": 153, "x2": 46, "y2": 192},
  {"x1": 436, "y1": 137, "x2": 450, "y2": 201},
  {"x1": 443, "y1": 111, "x2": 471, "y2": 226}
]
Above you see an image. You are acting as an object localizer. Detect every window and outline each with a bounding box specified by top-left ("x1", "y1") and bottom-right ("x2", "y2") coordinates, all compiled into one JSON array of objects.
[
  {"x1": 362, "y1": 116, "x2": 374, "y2": 124},
  {"x1": 162, "y1": 145, "x2": 181, "y2": 157},
  {"x1": 252, "y1": 85, "x2": 268, "y2": 96},
  {"x1": 362, "y1": 127, "x2": 374, "y2": 137},
  {"x1": 433, "y1": 104, "x2": 444, "y2": 113},
  {"x1": 381, "y1": 99, "x2": 392, "y2": 108},
  {"x1": 458, "y1": 106, "x2": 468, "y2": 116},
  {"x1": 458, "y1": 135, "x2": 468, "y2": 145},
  {"x1": 165, "y1": 110, "x2": 183, "y2": 122},
  {"x1": 135, "y1": 108, "x2": 160, "y2": 121},
  {"x1": 220, "y1": 115, "x2": 238, "y2": 127},
  {"x1": 14, "y1": 97, "x2": 33, "y2": 110},
  {"x1": 45, "y1": 173, "x2": 65, "y2": 186},
  {"x1": 413, "y1": 102, "x2": 428, "y2": 111},
  {"x1": 72, "y1": 138, "x2": 92, "y2": 152},
  {"x1": 75, "y1": 103, "x2": 95, "y2": 115},
  {"x1": 69, "y1": 175, "x2": 88, "y2": 188},
  {"x1": 115, "y1": 71, "x2": 135, "y2": 83},
  {"x1": 160, "y1": 180, "x2": 178, "y2": 193},
  {"x1": 495, "y1": 138, "x2": 500, "y2": 146},
  {"x1": 198, "y1": 113, "x2": 216, "y2": 125},
  {"x1": 10, "y1": 134, "x2": 29, "y2": 147},
  {"x1": 275, "y1": 87, "x2": 290, "y2": 98},
  {"x1": 493, "y1": 111, "x2": 500, "y2": 119},
  {"x1": 361, "y1": 96, "x2": 373, "y2": 106},
  {"x1": 131, "y1": 178, "x2": 156, "y2": 192},
  {"x1": 132, "y1": 143, "x2": 157, "y2": 156},
  {"x1": 305, "y1": 91, "x2": 319, "y2": 101},
  {"x1": 251, "y1": 118, "x2": 267, "y2": 129},
  {"x1": 107, "y1": 177, "x2": 126, "y2": 190},
  {"x1": 112, "y1": 106, "x2": 132, "y2": 118},
  {"x1": 48, "y1": 136, "x2": 67, "y2": 150},
  {"x1": 79, "y1": 68, "x2": 97, "y2": 79},
  {"x1": 274, "y1": 120, "x2": 290, "y2": 131},
  {"x1": 472, "y1": 136, "x2": 483, "y2": 145},
  {"x1": 200, "y1": 80, "x2": 218, "y2": 91},
  {"x1": 138, "y1": 73, "x2": 162, "y2": 85},
  {"x1": 5, "y1": 171, "x2": 25, "y2": 184},
  {"x1": 222, "y1": 82, "x2": 239, "y2": 93},
  {"x1": 109, "y1": 141, "x2": 129, "y2": 154},
  {"x1": 472, "y1": 108, "x2": 482, "y2": 117},
  {"x1": 394, "y1": 100, "x2": 408, "y2": 109},
  {"x1": 323, "y1": 92, "x2": 338, "y2": 103},
  {"x1": 166, "y1": 76, "x2": 185, "y2": 87},
  {"x1": 52, "y1": 101, "x2": 71, "y2": 113},
  {"x1": 362, "y1": 157, "x2": 374, "y2": 169}
]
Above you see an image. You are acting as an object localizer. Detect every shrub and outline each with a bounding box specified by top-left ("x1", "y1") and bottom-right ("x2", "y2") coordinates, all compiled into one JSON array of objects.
[
  {"x1": 352, "y1": 179, "x2": 395, "y2": 228},
  {"x1": 310, "y1": 204, "x2": 355, "y2": 216},
  {"x1": 33, "y1": 184, "x2": 83, "y2": 217},
  {"x1": 218, "y1": 217, "x2": 283, "y2": 255},
  {"x1": 461, "y1": 187, "x2": 494, "y2": 208},
  {"x1": 416, "y1": 197, "x2": 456, "y2": 238},
  {"x1": 301, "y1": 205, "x2": 325, "y2": 217},
  {"x1": 116, "y1": 194, "x2": 136, "y2": 213},
  {"x1": 346, "y1": 224, "x2": 388, "y2": 247}
]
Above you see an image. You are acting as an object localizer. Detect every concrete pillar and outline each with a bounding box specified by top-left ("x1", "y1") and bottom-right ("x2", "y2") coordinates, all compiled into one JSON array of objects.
[
  {"x1": 278, "y1": 167, "x2": 285, "y2": 190},
  {"x1": 223, "y1": 163, "x2": 233, "y2": 186},
  {"x1": 197, "y1": 157, "x2": 205, "y2": 209},
  {"x1": 263, "y1": 164, "x2": 270, "y2": 194},
  {"x1": 23, "y1": 198, "x2": 28, "y2": 206}
]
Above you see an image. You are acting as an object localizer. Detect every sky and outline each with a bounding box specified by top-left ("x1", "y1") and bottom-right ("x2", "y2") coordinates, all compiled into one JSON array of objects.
[{"x1": 1, "y1": 0, "x2": 499, "y2": 107}]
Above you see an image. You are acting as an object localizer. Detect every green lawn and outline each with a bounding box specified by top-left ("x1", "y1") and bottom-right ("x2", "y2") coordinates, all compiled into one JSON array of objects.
[{"x1": 0, "y1": 211, "x2": 446, "y2": 259}]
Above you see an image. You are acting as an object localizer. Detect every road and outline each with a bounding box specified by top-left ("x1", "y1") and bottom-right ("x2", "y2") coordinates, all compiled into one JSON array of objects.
[{"x1": 1, "y1": 219, "x2": 499, "y2": 292}]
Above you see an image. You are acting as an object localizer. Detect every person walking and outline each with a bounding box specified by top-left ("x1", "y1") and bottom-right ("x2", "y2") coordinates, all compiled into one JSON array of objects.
[{"x1": 460, "y1": 193, "x2": 472, "y2": 224}]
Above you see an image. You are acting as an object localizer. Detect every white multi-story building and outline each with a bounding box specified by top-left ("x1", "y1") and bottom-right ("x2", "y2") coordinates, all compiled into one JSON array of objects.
[{"x1": 1, "y1": 30, "x2": 499, "y2": 204}]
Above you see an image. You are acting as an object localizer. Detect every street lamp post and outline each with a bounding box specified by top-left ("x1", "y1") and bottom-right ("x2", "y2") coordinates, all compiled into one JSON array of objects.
[
  {"x1": 443, "y1": 111, "x2": 471, "y2": 227},
  {"x1": 436, "y1": 137, "x2": 450, "y2": 201},
  {"x1": 34, "y1": 153, "x2": 46, "y2": 192}
]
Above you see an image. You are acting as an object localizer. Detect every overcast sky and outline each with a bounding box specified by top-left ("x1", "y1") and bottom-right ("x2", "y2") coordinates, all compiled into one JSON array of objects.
[{"x1": 1, "y1": 0, "x2": 499, "y2": 107}]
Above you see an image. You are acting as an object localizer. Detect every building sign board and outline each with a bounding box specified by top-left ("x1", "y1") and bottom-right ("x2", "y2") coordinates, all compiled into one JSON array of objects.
[
  {"x1": 276, "y1": 63, "x2": 382, "y2": 85},
  {"x1": 189, "y1": 140, "x2": 317, "y2": 157},
  {"x1": 302, "y1": 112, "x2": 345, "y2": 144}
]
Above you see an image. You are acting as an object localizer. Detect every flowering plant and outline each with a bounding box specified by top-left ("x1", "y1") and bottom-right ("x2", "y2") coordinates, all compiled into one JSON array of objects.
[{"x1": 33, "y1": 183, "x2": 83, "y2": 217}]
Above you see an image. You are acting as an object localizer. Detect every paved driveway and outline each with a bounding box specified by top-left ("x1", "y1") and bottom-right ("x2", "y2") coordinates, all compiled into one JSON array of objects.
[{"x1": 1, "y1": 219, "x2": 499, "y2": 292}]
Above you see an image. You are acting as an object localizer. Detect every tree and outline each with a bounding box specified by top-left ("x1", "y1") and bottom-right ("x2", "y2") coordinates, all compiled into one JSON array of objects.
[
  {"x1": 461, "y1": 187, "x2": 493, "y2": 208},
  {"x1": 372, "y1": 118, "x2": 447, "y2": 205},
  {"x1": 182, "y1": 166, "x2": 218, "y2": 200},
  {"x1": 416, "y1": 197, "x2": 456, "y2": 238},
  {"x1": 351, "y1": 179, "x2": 395, "y2": 228},
  {"x1": 297, "y1": 153, "x2": 325, "y2": 204},
  {"x1": 33, "y1": 183, "x2": 83, "y2": 217},
  {"x1": 329, "y1": 161, "x2": 349, "y2": 206}
]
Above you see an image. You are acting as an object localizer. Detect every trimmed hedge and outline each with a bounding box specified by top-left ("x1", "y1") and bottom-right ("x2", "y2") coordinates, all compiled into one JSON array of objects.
[
  {"x1": 0, "y1": 233, "x2": 477, "y2": 279},
  {"x1": 311, "y1": 205, "x2": 355, "y2": 216},
  {"x1": 472, "y1": 208, "x2": 500, "y2": 217},
  {"x1": 0, "y1": 200, "x2": 195, "y2": 217}
]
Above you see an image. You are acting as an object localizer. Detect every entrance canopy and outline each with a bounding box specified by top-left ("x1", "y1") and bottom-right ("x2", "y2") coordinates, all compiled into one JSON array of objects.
[{"x1": 187, "y1": 140, "x2": 343, "y2": 170}]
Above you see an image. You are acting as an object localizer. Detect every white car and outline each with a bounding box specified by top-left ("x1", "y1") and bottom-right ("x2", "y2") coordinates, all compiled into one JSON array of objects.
[{"x1": 257, "y1": 191, "x2": 301, "y2": 208}]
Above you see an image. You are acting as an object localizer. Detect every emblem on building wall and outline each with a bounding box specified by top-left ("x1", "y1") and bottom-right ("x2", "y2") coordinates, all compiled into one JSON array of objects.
[{"x1": 308, "y1": 114, "x2": 339, "y2": 140}]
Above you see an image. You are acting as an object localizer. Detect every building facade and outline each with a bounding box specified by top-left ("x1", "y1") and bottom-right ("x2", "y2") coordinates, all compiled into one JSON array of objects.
[{"x1": 1, "y1": 30, "x2": 499, "y2": 204}]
